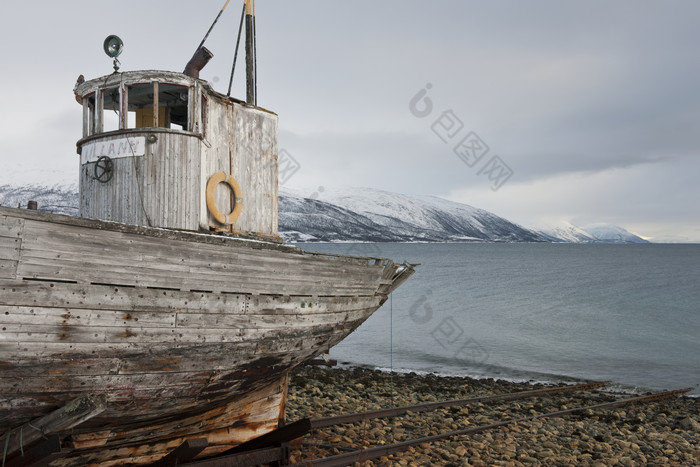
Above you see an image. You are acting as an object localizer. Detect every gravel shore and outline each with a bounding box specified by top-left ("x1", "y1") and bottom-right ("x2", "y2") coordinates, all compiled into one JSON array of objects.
[{"x1": 286, "y1": 365, "x2": 699, "y2": 466}]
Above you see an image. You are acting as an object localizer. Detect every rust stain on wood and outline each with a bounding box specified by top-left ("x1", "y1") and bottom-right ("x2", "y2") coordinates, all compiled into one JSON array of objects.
[{"x1": 117, "y1": 328, "x2": 137, "y2": 338}]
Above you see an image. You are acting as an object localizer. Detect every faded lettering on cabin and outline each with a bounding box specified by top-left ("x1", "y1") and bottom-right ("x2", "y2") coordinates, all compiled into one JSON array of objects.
[{"x1": 81, "y1": 137, "x2": 146, "y2": 164}]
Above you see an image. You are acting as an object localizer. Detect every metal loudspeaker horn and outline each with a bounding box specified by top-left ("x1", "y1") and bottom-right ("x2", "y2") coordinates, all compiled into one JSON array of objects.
[{"x1": 103, "y1": 35, "x2": 124, "y2": 72}]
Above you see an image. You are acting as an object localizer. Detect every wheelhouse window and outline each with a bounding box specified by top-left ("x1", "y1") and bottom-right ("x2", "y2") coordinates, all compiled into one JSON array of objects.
[
  {"x1": 127, "y1": 83, "x2": 190, "y2": 130},
  {"x1": 127, "y1": 83, "x2": 162, "y2": 129},
  {"x1": 201, "y1": 93, "x2": 209, "y2": 139},
  {"x1": 82, "y1": 93, "x2": 96, "y2": 138},
  {"x1": 82, "y1": 81, "x2": 193, "y2": 135},
  {"x1": 158, "y1": 83, "x2": 190, "y2": 130},
  {"x1": 102, "y1": 87, "x2": 121, "y2": 132}
]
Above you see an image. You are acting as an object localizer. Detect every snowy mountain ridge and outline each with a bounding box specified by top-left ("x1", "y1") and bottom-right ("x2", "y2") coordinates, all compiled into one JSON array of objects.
[
  {"x1": 538, "y1": 222, "x2": 596, "y2": 243},
  {"x1": 579, "y1": 223, "x2": 650, "y2": 244},
  {"x1": 0, "y1": 184, "x2": 650, "y2": 243},
  {"x1": 537, "y1": 220, "x2": 649, "y2": 244},
  {"x1": 280, "y1": 187, "x2": 547, "y2": 243},
  {"x1": 0, "y1": 184, "x2": 79, "y2": 216}
]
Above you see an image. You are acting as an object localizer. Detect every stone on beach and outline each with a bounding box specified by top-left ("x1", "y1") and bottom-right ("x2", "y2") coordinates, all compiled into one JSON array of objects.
[{"x1": 287, "y1": 365, "x2": 699, "y2": 465}]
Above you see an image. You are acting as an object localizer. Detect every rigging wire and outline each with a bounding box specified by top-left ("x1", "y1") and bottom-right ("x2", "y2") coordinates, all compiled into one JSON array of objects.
[
  {"x1": 390, "y1": 292, "x2": 394, "y2": 404},
  {"x1": 227, "y1": 2, "x2": 246, "y2": 97},
  {"x1": 390, "y1": 292, "x2": 396, "y2": 443}
]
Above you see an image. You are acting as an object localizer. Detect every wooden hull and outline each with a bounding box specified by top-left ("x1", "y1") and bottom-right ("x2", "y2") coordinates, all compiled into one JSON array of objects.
[{"x1": 0, "y1": 206, "x2": 414, "y2": 465}]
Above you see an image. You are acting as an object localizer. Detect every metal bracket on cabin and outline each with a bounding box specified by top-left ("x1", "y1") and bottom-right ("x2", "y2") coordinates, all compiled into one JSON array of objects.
[{"x1": 93, "y1": 156, "x2": 114, "y2": 183}]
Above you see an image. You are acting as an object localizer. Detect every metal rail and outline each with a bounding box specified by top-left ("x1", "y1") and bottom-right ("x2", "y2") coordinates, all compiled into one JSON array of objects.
[
  {"x1": 218, "y1": 380, "x2": 605, "y2": 457},
  {"x1": 312, "y1": 381, "x2": 606, "y2": 428},
  {"x1": 286, "y1": 387, "x2": 692, "y2": 467}
]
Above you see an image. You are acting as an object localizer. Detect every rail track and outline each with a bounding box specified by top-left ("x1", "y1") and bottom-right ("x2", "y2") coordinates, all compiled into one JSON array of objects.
[{"x1": 173, "y1": 383, "x2": 691, "y2": 467}]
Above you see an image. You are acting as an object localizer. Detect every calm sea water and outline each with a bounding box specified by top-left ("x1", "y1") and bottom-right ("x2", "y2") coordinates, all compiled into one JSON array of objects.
[{"x1": 297, "y1": 243, "x2": 700, "y2": 396}]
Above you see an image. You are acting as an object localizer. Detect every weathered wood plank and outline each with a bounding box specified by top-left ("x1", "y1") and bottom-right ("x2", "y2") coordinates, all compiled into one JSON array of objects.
[
  {"x1": 0, "y1": 306, "x2": 177, "y2": 328},
  {"x1": 0, "y1": 348, "x2": 258, "y2": 379},
  {"x1": 15, "y1": 219, "x2": 385, "y2": 295},
  {"x1": 17, "y1": 220, "x2": 382, "y2": 277},
  {"x1": 0, "y1": 214, "x2": 24, "y2": 237},
  {"x1": 0, "y1": 280, "x2": 380, "y2": 316},
  {"x1": 0, "y1": 259, "x2": 18, "y2": 279},
  {"x1": 0, "y1": 323, "x2": 245, "y2": 344},
  {"x1": 0, "y1": 310, "x2": 370, "y2": 346},
  {"x1": 0, "y1": 394, "x2": 106, "y2": 457},
  {"x1": 14, "y1": 262, "x2": 380, "y2": 296},
  {"x1": 15, "y1": 247, "x2": 382, "y2": 286},
  {"x1": 0, "y1": 236, "x2": 20, "y2": 260},
  {"x1": 175, "y1": 308, "x2": 369, "y2": 329},
  {"x1": 1, "y1": 370, "x2": 213, "y2": 396},
  {"x1": 0, "y1": 217, "x2": 22, "y2": 280},
  {"x1": 0, "y1": 323, "x2": 360, "y2": 377},
  {"x1": 0, "y1": 280, "x2": 249, "y2": 314},
  {"x1": 0, "y1": 207, "x2": 293, "y2": 251}
]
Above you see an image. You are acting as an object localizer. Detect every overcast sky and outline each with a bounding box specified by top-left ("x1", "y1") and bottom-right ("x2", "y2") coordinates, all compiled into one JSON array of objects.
[{"x1": 1, "y1": 1, "x2": 698, "y2": 242}]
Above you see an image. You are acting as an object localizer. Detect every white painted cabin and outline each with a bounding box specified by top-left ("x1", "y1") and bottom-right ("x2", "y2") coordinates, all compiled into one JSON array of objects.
[{"x1": 74, "y1": 70, "x2": 279, "y2": 239}]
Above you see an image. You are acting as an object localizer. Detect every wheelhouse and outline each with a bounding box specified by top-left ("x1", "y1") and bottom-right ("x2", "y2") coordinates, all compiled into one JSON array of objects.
[{"x1": 74, "y1": 70, "x2": 279, "y2": 239}]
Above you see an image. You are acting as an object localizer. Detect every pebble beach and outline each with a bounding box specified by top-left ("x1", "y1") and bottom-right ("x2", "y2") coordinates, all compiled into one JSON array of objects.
[{"x1": 286, "y1": 365, "x2": 699, "y2": 466}]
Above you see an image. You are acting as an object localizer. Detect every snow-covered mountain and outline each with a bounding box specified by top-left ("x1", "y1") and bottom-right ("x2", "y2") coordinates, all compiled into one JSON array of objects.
[
  {"x1": 278, "y1": 193, "x2": 398, "y2": 242},
  {"x1": 0, "y1": 184, "x2": 78, "y2": 216},
  {"x1": 1, "y1": 184, "x2": 650, "y2": 244},
  {"x1": 579, "y1": 223, "x2": 650, "y2": 244},
  {"x1": 280, "y1": 187, "x2": 548, "y2": 243},
  {"x1": 537, "y1": 221, "x2": 650, "y2": 244},
  {"x1": 538, "y1": 222, "x2": 597, "y2": 243}
]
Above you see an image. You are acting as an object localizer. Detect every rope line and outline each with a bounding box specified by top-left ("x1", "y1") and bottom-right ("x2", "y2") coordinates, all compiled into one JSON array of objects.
[
  {"x1": 2, "y1": 429, "x2": 11, "y2": 467},
  {"x1": 27, "y1": 422, "x2": 44, "y2": 435}
]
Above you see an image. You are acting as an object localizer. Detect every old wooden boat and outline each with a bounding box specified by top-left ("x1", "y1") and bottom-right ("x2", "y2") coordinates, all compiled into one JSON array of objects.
[{"x1": 0, "y1": 3, "x2": 414, "y2": 465}]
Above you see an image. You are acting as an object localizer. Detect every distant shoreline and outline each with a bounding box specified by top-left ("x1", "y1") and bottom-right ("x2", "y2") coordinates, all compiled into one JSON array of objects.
[{"x1": 328, "y1": 360, "x2": 691, "y2": 398}]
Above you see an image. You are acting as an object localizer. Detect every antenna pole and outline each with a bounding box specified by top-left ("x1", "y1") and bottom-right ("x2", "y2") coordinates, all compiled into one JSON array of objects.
[{"x1": 245, "y1": 0, "x2": 257, "y2": 105}]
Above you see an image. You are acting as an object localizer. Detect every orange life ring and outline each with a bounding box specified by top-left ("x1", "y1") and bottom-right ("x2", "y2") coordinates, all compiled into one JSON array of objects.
[{"x1": 205, "y1": 172, "x2": 243, "y2": 225}]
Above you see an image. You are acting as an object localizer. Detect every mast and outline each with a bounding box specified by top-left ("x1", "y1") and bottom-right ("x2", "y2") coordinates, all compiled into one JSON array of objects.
[{"x1": 245, "y1": 0, "x2": 257, "y2": 105}]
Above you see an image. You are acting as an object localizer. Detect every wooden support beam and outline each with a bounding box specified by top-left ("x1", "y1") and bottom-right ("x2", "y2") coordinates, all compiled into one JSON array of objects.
[
  {"x1": 120, "y1": 83, "x2": 128, "y2": 129},
  {"x1": 1, "y1": 394, "x2": 106, "y2": 458},
  {"x1": 183, "y1": 446, "x2": 286, "y2": 467},
  {"x1": 222, "y1": 419, "x2": 311, "y2": 455},
  {"x1": 150, "y1": 438, "x2": 208, "y2": 467},
  {"x1": 153, "y1": 81, "x2": 159, "y2": 128},
  {"x1": 4, "y1": 434, "x2": 63, "y2": 467}
]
